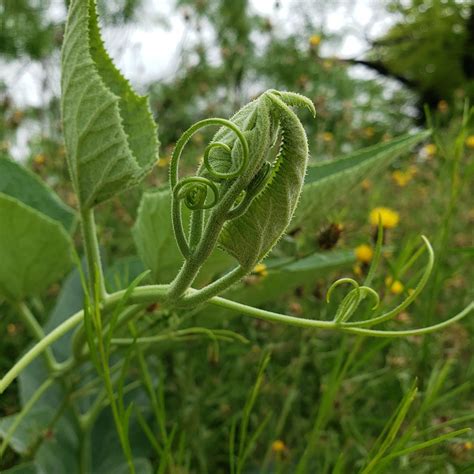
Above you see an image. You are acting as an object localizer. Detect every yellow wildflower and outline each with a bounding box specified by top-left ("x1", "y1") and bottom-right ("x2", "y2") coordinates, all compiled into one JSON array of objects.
[
  {"x1": 369, "y1": 207, "x2": 400, "y2": 229},
  {"x1": 253, "y1": 263, "x2": 268, "y2": 277},
  {"x1": 157, "y1": 156, "x2": 171, "y2": 168},
  {"x1": 391, "y1": 169, "x2": 414, "y2": 187},
  {"x1": 464, "y1": 441, "x2": 474, "y2": 450},
  {"x1": 322, "y1": 59, "x2": 333, "y2": 70},
  {"x1": 272, "y1": 440, "x2": 287, "y2": 453},
  {"x1": 437, "y1": 100, "x2": 448, "y2": 113},
  {"x1": 355, "y1": 244, "x2": 373, "y2": 264},
  {"x1": 361, "y1": 178, "x2": 372, "y2": 191},
  {"x1": 33, "y1": 153, "x2": 46, "y2": 165},
  {"x1": 309, "y1": 34, "x2": 321, "y2": 47},
  {"x1": 465, "y1": 135, "x2": 474, "y2": 149},
  {"x1": 385, "y1": 277, "x2": 404, "y2": 295},
  {"x1": 364, "y1": 127, "x2": 375, "y2": 138},
  {"x1": 7, "y1": 323, "x2": 18, "y2": 336},
  {"x1": 322, "y1": 131, "x2": 333, "y2": 142},
  {"x1": 423, "y1": 143, "x2": 437, "y2": 157}
]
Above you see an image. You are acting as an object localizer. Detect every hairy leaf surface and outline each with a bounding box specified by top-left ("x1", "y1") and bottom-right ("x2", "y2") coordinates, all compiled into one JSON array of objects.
[
  {"x1": 292, "y1": 131, "x2": 430, "y2": 230},
  {"x1": 0, "y1": 154, "x2": 76, "y2": 232},
  {"x1": 0, "y1": 194, "x2": 74, "y2": 301},
  {"x1": 61, "y1": 0, "x2": 159, "y2": 208},
  {"x1": 218, "y1": 92, "x2": 313, "y2": 269}
]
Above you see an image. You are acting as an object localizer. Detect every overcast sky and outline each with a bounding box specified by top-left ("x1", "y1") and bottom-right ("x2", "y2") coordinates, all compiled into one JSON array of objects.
[
  {"x1": 1, "y1": 0, "x2": 395, "y2": 159},
  {"x1": 2, "y1": 0, "x2": 394, "y2": 106}
]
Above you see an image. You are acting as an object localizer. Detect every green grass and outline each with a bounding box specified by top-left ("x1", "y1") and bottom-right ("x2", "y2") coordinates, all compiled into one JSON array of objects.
[{"x1": 1, "y1": 111, "x2": 473, "y2": 473}]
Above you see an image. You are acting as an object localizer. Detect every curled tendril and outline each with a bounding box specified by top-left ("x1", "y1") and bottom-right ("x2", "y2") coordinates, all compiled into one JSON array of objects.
[
  {"x1": 343, "y1": 235, "x2": 434, "y2": 328},
  {"x1": 327, "y1": 278, "x2": 380, "y2": 323},
  {"x1": 326, "y1": 235, "x2": 434, "y2": 329},
  {"x1": 169, "y1": 118, "x2": 249, "y2": 259},
  {"x1": 173, "y1": 177, "x2": 219, "y2": 211},
  {"x1": 204, "y1": 142, "x2": 245, "y2": 180},
  {"x1": 170, "y1": 117, "x2": 249, "y2": 190}
]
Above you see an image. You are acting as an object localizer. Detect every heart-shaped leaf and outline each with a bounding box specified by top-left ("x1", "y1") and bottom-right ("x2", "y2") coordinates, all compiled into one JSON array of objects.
[
  {"x1": 61, "y1": 0, "x2": 159, "y2": 208},
  {"x1": 0, "y1": 194, "x2": 74, "y2": 301},
  {"x1": 0, "y1": 154, "x2": 76, "y2": 232}
]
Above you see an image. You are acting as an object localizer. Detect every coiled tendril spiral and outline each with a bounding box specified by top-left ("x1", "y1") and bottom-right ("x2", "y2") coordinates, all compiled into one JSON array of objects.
[{"x1": 170, "y1": 118, "x2": 250, "y2": 258}]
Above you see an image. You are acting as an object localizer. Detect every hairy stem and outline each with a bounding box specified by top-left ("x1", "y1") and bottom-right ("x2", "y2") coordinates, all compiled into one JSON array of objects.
[
  {"x1": 1, "y1": 284, "x2": 472, "y2": 395},
  {"x1": 177, "y1": 266, "x2": 246, "y2": 307}
]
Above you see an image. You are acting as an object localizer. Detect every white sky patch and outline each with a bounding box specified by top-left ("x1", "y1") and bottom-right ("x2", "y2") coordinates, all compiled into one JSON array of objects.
[{"x1": 1, "y1": 0, "x2": 397, "y2": 159}]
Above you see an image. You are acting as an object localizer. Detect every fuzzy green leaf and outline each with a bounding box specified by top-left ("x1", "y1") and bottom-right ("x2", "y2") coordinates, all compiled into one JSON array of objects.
[
  {"x1": 292, "y1": 131, "x2": 431, "y2": 230},
  {"x1": 0, "y1": 154, "x2": 76, "y2": 232},
  {"x1": 0, "y1": 194, "x2": 74, "y2": 301},
  {"x1": 61, "y1": 0, "x2": 159, "y2": 208},
  {"x1": 133, "y1": 190, "x2": 233, "y2": 284},
  {"x1": 217, "y1": 91, "x2": 313, "y2": 269}
]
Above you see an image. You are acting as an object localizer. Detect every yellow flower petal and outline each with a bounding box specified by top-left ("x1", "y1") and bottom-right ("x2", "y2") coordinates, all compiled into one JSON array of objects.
[
  {"x1": 389, "y1": 280, "x2": 404, "y2": 295},
  {"x1": 309, "y1": 34, "x2": 321, "y2": 47},
  {"x1": 465, "y1": 135, "x2": 474, "y2": 149},
  {"x1": 157, "y1": 156, "x2": 171, "y2": 168},
  {"x1": 369, "y1": 207, "x2": 400, "y2": 229},
  {"x1": 322, "y1": 131, "x2": 333, "y2": 142},
  {"x1": 354, "y1": 244, "x2": 373, "y2": 264},
  {"x1": 272, "y1": 440, "x2": 286, "y2": 453},
  {"x1": 423, "y1": 143, "x2": 437, "y2": 157},
  {"x1": 253, "y1": 263, "x2": 268, "y2": 277},
  {"x1": 391, "y1": 170, "x2": 412, "y2": 187}
]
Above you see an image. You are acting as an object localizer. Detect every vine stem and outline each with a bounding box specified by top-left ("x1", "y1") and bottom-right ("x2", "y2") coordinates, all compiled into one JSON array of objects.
[
  {"x1": 1, "y1": 284, "x2": 472, "y2": 395},
  {"x1": 0, "y1": 377, "x2": 54, "y2": 457},
  {"x1": 15, "y1": 302, "x2": 58, "y2": 371},
  {"x1": 80, "y1": 208, "x2": 107, "y2": 300}
]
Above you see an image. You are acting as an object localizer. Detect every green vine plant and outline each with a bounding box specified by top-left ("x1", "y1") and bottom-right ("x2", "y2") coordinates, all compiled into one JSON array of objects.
[{"x1": 0, "y1": 0, "x2": 473, "y2": 472}]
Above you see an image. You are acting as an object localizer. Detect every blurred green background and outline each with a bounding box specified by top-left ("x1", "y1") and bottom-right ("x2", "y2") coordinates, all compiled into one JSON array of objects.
[{"x1": 0, "y1": 1, "x2": 473, "y2": 472}]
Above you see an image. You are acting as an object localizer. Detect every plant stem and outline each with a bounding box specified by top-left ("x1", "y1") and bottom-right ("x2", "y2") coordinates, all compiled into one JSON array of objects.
[
  {"x1": 0, "y1": 377, "x2": 54, "y2": 458},
  {"x1": 72, "y1": 304, "x2": 147, "y2": 360},
  {"x1": 177, "y1": 266, "x2": 246, "y2": 307},
  {"x1": 1, "y1": 285, "x2": 472, "y2": 395},
  {"x1": 0, "y1": 310, "x2": 82, "y2": 394},
  {"x1": 15, "y1": 302, "x2": 58, "y2": 371},
  {"x1": 80, "y1": 208, "x2": 106, "y2": 300}
]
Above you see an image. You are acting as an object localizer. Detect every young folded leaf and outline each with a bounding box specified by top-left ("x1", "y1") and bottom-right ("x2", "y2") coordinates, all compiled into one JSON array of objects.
[
  {"x1": 61, "y1": 0, "x2": 159, "y2": 209},
  {"x1": 217, "y1": 91, "x2": 315, "y2": 269},
  {"x1": 167, "y1": 90, "x2": 314, "y2": 300}
]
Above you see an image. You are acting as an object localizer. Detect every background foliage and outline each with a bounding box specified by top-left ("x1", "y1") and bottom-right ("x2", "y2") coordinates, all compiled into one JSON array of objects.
[{"x1": 0, "y1": 0, "x2": 473, "y2": 472}]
